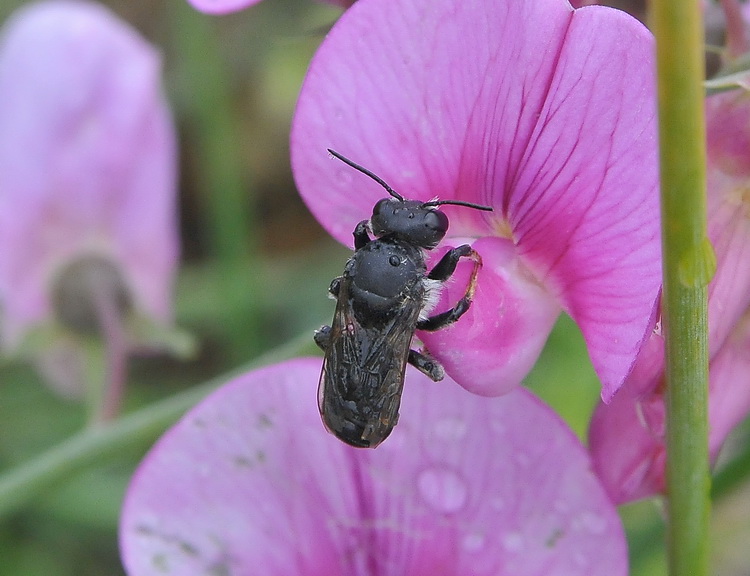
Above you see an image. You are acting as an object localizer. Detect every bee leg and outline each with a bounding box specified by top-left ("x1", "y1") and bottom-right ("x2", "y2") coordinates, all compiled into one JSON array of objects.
[
  {"x1": 408, "y1": 349, "x2": 445, "y2": 381},
  {"x1": 353, "y1": 220, "x2": 372, "y2": 250},
  {"x1": 328, "y1": 277, "x2": 342, "y2": 298},
  {"x1": 427, "y1": 244, "x2": 479, "y2": 281},
  {"x1": 314, "y1": 325, "x2": 332, "y2": 351},
  {"x1": 418, "y1": 246, "x2": 482, "y2": 332}
]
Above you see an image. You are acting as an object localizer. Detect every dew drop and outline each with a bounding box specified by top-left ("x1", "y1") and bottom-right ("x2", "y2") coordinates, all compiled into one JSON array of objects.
[
  {"x1": 490, "y1": 496, "x2": 505, "y2": 511},
  {"x1": 462, "y1": 531, "x2": 485, "y2": 553},
  {"x1": 502, "y1": 531, "x2": 524, "y2": 552},
  {"x1": 575, "y1": 511, "x2": 607, "y2": 535},
  {"x1": 336, "y1": 168, "x2": 354, "y2": 185},
  {"x1": 433, "y1": 417, "x2": 467, "y2": 441},
  {"x1": 417, "y1": 467, "x2": 468, "y2": 513},
  {"x1": 514, "y1": 453, "x2": 531, "y2": 468},
  {"x1": 490, "y1": 418, "x2": 506, "y2": 434},
  {"x1": 574, "y1": 551, "x2": 589, "y2": 567}
]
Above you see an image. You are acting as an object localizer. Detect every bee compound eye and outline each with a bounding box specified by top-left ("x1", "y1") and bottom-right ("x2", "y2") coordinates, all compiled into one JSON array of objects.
[{"x1": 424, "y1": 210, "x2": 446, "y2": 231}]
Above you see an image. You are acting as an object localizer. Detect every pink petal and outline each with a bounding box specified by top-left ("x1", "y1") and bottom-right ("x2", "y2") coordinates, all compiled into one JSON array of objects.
[
  {"x1": 121, "y1": 358, "x2": 627, "y2": 575},
  {"x1": 509, "y1": 7, "x2": 661, "y2": 401},
  {"x1": 704, "y1": 88, "x2": 750, "y2": 352},
  {"x1": 0, "y1": 0, "x2": 178, "y2": 349},
  {"x1": 705, "y1": 171, "x2": 750, "y2": 353},
  {"x1": 185, "y1": 0, "x2": 263, "y2": 14},
  {"x1": 291, "y1": 0, "x2": 661, "y2": 400},
  {"x1": 589, "y1": 86, "x2": 750, "y2": 504},
  {"x1": 588, "y1": 334, "x2": 667, "y2": 504},
  {"x1": 419, "y1": 237, "x2": 560, "y2": 396},
  {"x1": 707, "y1": 312, "x2": 750, "y2": 458},
  {"x1": 590, "y1": 315, "x2": 750, "y2": 504}
]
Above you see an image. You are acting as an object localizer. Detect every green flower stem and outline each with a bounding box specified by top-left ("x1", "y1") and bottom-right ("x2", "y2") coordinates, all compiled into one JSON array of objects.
[
  {"x1": 81, "y1": 340, "x2": 108, "y2": 426},
  {"x1": 90, "y1": 271, "x2": 129, "y2": 426},
  {"x1": 169, "y1": 2, "x2": 262, "y2": 362},
  {"x1": 0, "y1": 330, "x2": 316, "y2": 519},
  {"x1": 651, "y1": 1, "x2": 714, "y2": 575}
]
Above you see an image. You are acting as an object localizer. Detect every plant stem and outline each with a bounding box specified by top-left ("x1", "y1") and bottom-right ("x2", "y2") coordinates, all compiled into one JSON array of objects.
[
  {"x1": 91, "y1": 269, "x2": 129, "y2": 426},
  {"x1": 651, "y1": 1, "x2": 714, "y2": 575},
  {"x1": 0, "y1": 330, "x2": 316, "y2": 519},
  {"x1": 168, "y1": 1, "x2": 263, "y2": 362}
]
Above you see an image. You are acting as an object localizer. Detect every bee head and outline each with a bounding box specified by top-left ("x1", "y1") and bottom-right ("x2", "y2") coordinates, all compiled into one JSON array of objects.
[
  {"x1": 326, "y1": 149, "x2": 493, "y2": 249},
  {"x1": 370, "y1": 198, "x2": 448, "y2": 249}
]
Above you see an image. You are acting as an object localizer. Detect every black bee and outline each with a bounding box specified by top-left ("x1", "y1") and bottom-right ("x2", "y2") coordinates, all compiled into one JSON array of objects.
[{"x1": 314, "y1": 149, "x2": 493, "y2": 448}]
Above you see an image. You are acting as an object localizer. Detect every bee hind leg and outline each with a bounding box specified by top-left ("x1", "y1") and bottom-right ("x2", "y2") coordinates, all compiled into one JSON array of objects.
[
  {"x1": 408, "y1": 349, "x2": 445, "y2": 381},
  {"x1": 314, "y1": 325, "x2": 332, "y2": 351}
]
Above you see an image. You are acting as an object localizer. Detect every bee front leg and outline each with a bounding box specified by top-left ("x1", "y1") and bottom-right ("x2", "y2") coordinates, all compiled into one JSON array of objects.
[
  {"x1": 314, "y1": 325, "x2": 332, "y2": 351},
  {"x1": 427, "y1": 244, "x2": 480, "y2": 282},
  {"x1": 418, "y1": 245, "x2": 482, "y2": 332},
  {"x1": 408, "y1": 349, "x2": 445, "y2": 382},
  {"x1": 353, "y1": 220, "x2": 372, "y2": 250}
]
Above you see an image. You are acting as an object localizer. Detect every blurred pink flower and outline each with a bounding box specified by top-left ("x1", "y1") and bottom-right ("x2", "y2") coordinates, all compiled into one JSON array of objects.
[
  {"x1": 120, "y1": 358, "x2": 628, "y2": 575},
  {"x1": 186, "y1": 0, "x2": 352, "y2": 15},
  {"x1": 589, "y1": 81, "x2": 750, "y2": 505},
  {"x1": 291, "y1": 0, "x2": 661, "y2": 400},
  {"x1": 0, "y1": 0, "x2": 179, "y2": 355}
]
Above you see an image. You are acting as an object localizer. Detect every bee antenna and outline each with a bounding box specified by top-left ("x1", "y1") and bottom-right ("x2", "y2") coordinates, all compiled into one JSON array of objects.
[
  {"x1": 423, "y1": 199, "x2": 494, "y2": 212},
  {"x1": 327, "y1": 149, "x2": 405, "y2": 201}
]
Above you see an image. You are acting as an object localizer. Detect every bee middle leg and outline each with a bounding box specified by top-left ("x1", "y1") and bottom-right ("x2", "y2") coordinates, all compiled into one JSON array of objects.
[
  {"x1": 418, "y1": 245, "x2": 483, "y2": 332},
  {"x1": 408, "y1": 349, "x2": 445, "y2": 381}
]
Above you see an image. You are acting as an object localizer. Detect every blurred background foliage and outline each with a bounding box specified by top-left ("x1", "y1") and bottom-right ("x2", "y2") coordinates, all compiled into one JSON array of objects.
[{"x1": 0, "y1": 0, "x2": 747, "y2": 574}]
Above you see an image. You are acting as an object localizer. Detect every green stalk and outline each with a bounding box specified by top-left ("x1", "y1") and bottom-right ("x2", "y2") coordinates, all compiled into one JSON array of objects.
[
  {"x1": 651, "y1": 1, "x2": 714, "y2": 575},
  {"x1": 0, "y1": 330, "x2": 315, "y2": 519},
  {"x1": 81, "y1": 340, "x2": 108, "y2": 426},
  {"x1": 168, "y1": 1, "x2": 262, "y2": 362}
]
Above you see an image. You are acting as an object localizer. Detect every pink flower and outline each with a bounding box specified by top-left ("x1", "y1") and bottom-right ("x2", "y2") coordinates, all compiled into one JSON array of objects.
[
  {"x1": 120, "y1": 358, "x2": 628, "y2": 575},
  {"x1": 588, "y1": 81, "x2": 750, "y2": 504},
  {"x1": 0, "y1": 0, "x2": 178, "y2": 354},
  {"x1": 185, "y1": 0, "x2": 351, "y2": 15},
  {"x1": 291, "y1": 0, "x2": 661, "y2": 400}
]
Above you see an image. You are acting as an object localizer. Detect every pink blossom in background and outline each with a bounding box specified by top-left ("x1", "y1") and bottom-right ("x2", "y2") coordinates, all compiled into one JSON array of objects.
[
  {"x1": 120, "y1": 358, "x2": 628, "y2": 576},
  {"x1": 185, "y1": 0, "x2": 263, "y2": 14},
  {"x1": 186, "y1": 0, "x2": 352, "y2": 16},
  {"x1": 291, "y1": 0, "x2": 661, "y2": 400},
  {"x1": 0, "y1": 0, "x2": 179, "y2": 353},
  {"x1": 589, "y1": 81, "x2": 750, "y2": 505}
]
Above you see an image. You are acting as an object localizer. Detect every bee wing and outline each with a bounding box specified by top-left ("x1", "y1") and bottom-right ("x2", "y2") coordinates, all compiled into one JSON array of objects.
[{"x1": 318, "y1": 276, "x2": 421, "y2": 448}]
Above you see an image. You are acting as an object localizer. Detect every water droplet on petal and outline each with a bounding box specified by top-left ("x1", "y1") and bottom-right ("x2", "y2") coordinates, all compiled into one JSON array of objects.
[
  {"x1": 574, "y1": 551, "x2": 589, "y2": 567},
  {"x1": 490, "y1": 418, "x2": 506, "y2": 434},
  {"x1": 490, "y1": 496, "x2": 505, "y2": 510},
  {"x1": 462, "y1": 531, "x2": 485, "y2": 552},
  {"x1": 575, "y1": 511, "x2": 607, "y2": 535},
  {"x1": 417, "y1": 467, "x2": 468, "y2": 513},
  {"x1": 336, "y1": 168, "x2": 354, "y2": 185},
  {"x1": 514, "y1": 453, "x2": 531, "y2": 468},
  {"x1": 433, "y1": 417, "x2": 467, "y2": 441},
  {"x1": 502, "y1": 531, "x2": 524, "y2": 552}
]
